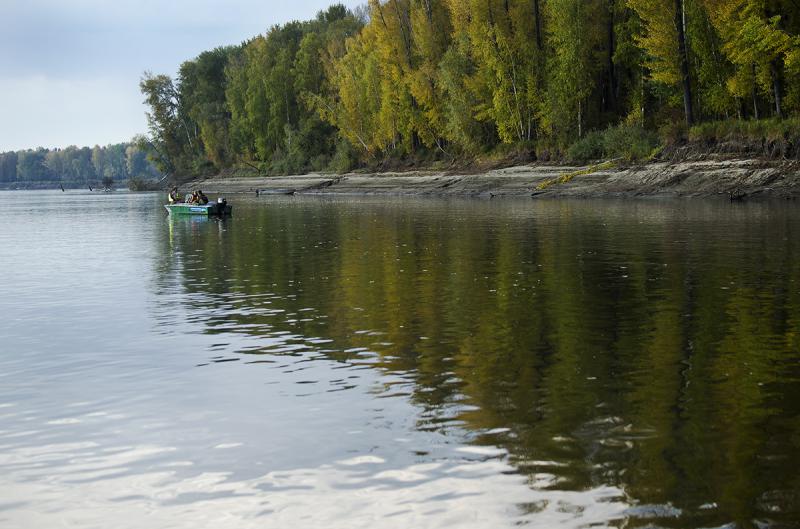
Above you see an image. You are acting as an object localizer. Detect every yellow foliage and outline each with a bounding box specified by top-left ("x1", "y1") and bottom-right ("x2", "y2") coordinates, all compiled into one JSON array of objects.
[
  {"x1": 535, "y1": 160, "x2": 617, "y2": 190},
  {"x1": 626, "y1": 0, "x2": 681, "y2": 86},
  {"x1": 702, "y1": 0, "x2": 800, "y2": 99}
]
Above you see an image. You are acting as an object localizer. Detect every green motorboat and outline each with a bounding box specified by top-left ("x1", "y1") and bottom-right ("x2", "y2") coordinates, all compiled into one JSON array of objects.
[{"x1": 164, "y1": 200, "x2": 232, "y2": 217}]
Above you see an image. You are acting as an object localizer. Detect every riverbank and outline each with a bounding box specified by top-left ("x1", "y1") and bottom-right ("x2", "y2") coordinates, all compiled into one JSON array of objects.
[{"x1": 183, "y1": 156, "x2": 800, "y2": 200}]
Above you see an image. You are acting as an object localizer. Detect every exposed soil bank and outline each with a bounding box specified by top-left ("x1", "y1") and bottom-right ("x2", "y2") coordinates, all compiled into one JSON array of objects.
[{"x1": 183, "y1": 156, "x2": 800, "y2": 200}]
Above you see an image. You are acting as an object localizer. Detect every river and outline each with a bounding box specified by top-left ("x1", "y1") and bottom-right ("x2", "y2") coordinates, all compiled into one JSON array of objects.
[{"x1": 1, "y1": 190, "x2": 798, "y2": 528}]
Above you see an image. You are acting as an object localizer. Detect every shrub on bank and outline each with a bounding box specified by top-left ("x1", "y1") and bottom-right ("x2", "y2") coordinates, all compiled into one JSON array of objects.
[
  {"x1": 567, "y1": 125, "x2": 660, "y2": 162},
  {"x1": 329, "y1": 138, "x2": 361, "y2": 173},
  {"x1": 566, "y1": 130, "x2": 605, "y2": 161}
]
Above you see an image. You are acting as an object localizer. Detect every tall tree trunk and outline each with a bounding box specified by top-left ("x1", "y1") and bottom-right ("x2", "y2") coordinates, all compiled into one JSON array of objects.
[
  {"x1": 607, "y1": 0, "x2": 617, "y2": 114},
  {"x1": 390, "y1": 0, "x2": 413, "y2": 68},
  {"x1": 751, "y1": 64, "x2": 760, "y2": 120},
  {"x1": 533, "y1": 0, "x2": 543, "y2": 50},
  {"x1": 772, "y1": 61, "x2": 783, "y2": 119},
  {"x1": 764, "y1": 4, "x2": 783, "y2": 119},
  {"x1": 423, "y1": 0, "x2": 433, "y2": 22},
  {"x1": 675, "y1": 0, "x2": 694, "y2": 126},
  {"x1": 641, "y1": 68, "x2": 646, "y2": 127},
  {"x1": 390, "y1": 0, "x2": 418, "y2": 150}
]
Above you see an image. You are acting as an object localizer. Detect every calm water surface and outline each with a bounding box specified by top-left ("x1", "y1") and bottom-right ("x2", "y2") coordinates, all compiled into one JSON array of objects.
[{"x1": 1, "y1": 190, "x2": 799, "y2": 528}]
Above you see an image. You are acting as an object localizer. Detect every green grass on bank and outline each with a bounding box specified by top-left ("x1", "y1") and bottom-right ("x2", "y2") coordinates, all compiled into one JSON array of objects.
[
  {"x1": 564, "y1": 118, "x2": 800, "y2": 165},
  {"x1": 689, "y1": 117, "x2": 800, "y2": 144}
]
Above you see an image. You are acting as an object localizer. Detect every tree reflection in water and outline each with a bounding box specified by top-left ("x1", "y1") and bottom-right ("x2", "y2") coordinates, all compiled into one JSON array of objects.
[{"x1": 155, "y1": 197, "x2": 800, "y2": 528}]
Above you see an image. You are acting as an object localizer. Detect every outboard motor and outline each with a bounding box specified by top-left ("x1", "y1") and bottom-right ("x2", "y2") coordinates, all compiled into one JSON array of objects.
[{"x1": 216, "y1": 197, "x2": 228, "y2": 215}]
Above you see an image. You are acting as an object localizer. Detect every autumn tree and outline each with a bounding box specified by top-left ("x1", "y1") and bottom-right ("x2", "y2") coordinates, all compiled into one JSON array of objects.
[
  {"x1": 626, "y1": 0, "x2": 697, "y2": 125},
  {"x1": 702, "y1": 0, "x2": 800, "y2": 117}
]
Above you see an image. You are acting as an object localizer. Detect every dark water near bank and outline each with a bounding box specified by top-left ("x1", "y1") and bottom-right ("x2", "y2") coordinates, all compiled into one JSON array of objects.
[{"x1": 1, "y1": 190, "x2": 799, "y2": 529}]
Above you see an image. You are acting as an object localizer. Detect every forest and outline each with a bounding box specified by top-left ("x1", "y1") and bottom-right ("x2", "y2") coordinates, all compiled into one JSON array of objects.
[
  {"x1": 140, "y1": 0, "x2": 800, "y2": 178},
  {"x1": 0, "y1": 142, "x2": 162, "y2": 189}
]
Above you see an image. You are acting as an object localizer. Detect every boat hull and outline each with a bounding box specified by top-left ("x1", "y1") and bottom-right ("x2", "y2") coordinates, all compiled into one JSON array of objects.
[{"x1": 164, "y1": 203, "x2": 232, "y2": 216}]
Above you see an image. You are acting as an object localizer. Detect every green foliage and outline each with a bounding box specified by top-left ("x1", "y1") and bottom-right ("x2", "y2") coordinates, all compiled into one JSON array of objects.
[
  {"x1": 658, "y1": 119, "x2": 688, "y2": 144},
  {"x1": 446, "y1": 0, "x2": 543, "y2": 144},
  {"x1": 180, "y1": 47, "x2": 239, "y2": 170},
  {"x1": 567, "y1": 124, "x2": 660, "y2": 162},
  {"x1": 436, "y1": 36, "x2": 497, "y2": 153},
  {"x1": 220, "y1": 6, "x2": 364, "y2": 173},
  {"x1": 17, "y1": 149, "x2": 52, "y2": 182},
  {"x1": 701, "y1": 0, "x2": 800, "y2": 116},
  {"x1": 544, "y1": 0, "x2": 604, "y2": 141},
  {"x1": 603, "y1": 124, "x2": 661, "y2": 159},
  {"x1": 140, "y1": 72, "x2": 199, "y2": 175},
  {"x1": 0, "y1": 151, "x2": 18, "y2": 183},
  {"x1": 626, "y1": 0, "x2": 681, "y2": 87},
  {"x1": 329, "y1": 136, "x2": 361, "y2": 173},
  {"x1": 566, "y1": 130, "x2": 606, "y2": 161}
]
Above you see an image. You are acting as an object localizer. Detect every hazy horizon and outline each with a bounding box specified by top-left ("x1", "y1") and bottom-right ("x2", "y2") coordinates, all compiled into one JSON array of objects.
[{"x1": 0, "y1": 0, "x2": 361, "y2": 152}]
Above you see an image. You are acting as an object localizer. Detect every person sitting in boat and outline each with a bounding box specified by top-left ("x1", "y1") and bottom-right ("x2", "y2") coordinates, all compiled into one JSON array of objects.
[
  {"x1": 168, "y1": 186, "x2": 181, "y2": 204},
  {"x1": 185, "y1": 192, "x2": 197, "y2": 204},
  {"x1": 197, "y1": 190, "x2": 209, "y2": 204}
]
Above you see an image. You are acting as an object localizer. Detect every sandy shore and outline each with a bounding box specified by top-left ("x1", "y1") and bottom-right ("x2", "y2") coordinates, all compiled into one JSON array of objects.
[{"x1": 183, "y1": 157, "x2": 800, "y2": 200}]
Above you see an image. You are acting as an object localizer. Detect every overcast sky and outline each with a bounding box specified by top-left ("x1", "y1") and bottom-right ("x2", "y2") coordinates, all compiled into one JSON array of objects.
[{"x1": 0, "y1": 0, "x2": 361, "y2": 151}]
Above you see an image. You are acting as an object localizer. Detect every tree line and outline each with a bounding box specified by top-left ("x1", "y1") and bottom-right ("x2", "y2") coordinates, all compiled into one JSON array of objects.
[
  {"x1": 0, "y1": 142, "x2": 161, "y2": 188},
  {"x1": 141, "y1": 0, "x2": 800, "y2": 177}
]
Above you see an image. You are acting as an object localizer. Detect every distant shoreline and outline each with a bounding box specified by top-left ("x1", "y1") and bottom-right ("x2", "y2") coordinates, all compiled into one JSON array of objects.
[
  {"x1": 0, "y1": 179, "x2": 160, "y2": 192},
  {"x1": 181, "y1": 157, "x2": 800, "y2": 200},
  {"x1": 0, "y1": 184, "x2": 114, "y2": 191}
]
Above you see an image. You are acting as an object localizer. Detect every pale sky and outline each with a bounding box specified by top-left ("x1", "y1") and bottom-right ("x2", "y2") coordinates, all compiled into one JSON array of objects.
[{"x1": 0, "y1": 0, "x2": 361, "y2": 152}]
